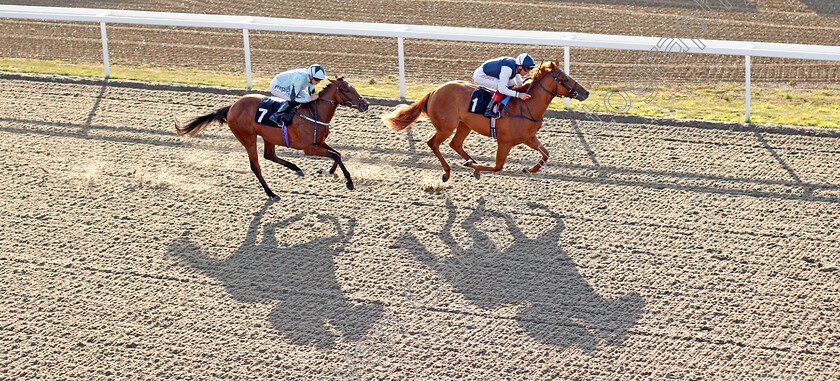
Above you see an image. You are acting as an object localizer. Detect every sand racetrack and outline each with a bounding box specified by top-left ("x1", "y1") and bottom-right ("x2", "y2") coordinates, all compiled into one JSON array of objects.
[{"x1": 2, "y1": 72, "x2": 840, "y2": 379}]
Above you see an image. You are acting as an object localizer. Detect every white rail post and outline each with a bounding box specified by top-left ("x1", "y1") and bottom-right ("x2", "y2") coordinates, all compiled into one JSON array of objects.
[
  {"x1": 564, "y1": 46, "x2": 570, "y2": 110},
  {"x1": 398, "y1": 36, "x2": 406, "y2": 101},
  {"x1": 745, "y1": 55, "x2": 751, "y2": 123},
  {"x1": 100, "y1": 21, "x2": 109, "y2": 78},
  {"x1": 243, "y1": 28, "x2": 252, "y2": 90}
]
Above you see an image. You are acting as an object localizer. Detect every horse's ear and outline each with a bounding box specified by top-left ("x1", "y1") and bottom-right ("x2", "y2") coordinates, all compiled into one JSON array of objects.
[{"x1": 337, "y1": 76, "x2": 344, "y2": 81}]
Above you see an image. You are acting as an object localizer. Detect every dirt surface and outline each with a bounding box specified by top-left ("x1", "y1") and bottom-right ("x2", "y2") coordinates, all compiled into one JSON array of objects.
[
  {"x1": 2, "y1": 72, "x2": 840, "y2": 379},
  {"x1": 0, "y1": 0, "x2": 839, "y2": 86}
]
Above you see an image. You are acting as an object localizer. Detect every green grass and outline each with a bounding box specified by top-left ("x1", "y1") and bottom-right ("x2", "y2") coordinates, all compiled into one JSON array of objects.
[
  {"x1": 0, "y1": 58, "x2": 439, "y2": 98},
  {"x1": 1, "y1": 58, "x2": 837, "y2": 128},
  {"x1": 566, "y1": 83, "x2": 840, "y2": 128}
]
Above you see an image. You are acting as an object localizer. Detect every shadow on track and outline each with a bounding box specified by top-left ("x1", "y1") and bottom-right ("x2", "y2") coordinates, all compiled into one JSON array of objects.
[
  {"x1": 167, "y1": 200, "x2": 384, "y2": 350},
  {"x1": 399, "y1": 198, "x2": 645, "y2": 351}
]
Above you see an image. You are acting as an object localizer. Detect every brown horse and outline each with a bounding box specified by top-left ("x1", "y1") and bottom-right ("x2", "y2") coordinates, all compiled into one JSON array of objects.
[
  {"x1": 175, "y1": 78, "x2": 369, "y2": 199},
  {"x1": 382, "y1": 61, "x2": 588, "y2": 180}
]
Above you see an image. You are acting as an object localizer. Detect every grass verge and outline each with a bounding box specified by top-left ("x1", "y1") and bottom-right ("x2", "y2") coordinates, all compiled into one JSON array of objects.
[{"x1": 1, "y1": 58, "x2": 837, "y2": 128}]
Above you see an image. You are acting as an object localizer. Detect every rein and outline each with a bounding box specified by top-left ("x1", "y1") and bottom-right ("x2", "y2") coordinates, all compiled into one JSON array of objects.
[
  {"x1": 320, "y1": 83, "x2": 366, "y2": 110},
  {"x1": 506, "y1": 66, "x2": 578, "y2": 122},
  {"x1": 294, "y1": 82, "x2": 366, "y2": 143},
  {"x1": 536, "y1": 68, "x2": 579, "y2": 99}
]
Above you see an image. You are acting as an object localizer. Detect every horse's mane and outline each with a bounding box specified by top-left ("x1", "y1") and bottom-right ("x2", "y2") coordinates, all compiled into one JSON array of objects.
[
  {"x1": 318, "y1": 77, "x2": 350, "y2": 95},
  {"x1": 512, "y1": 61, "x2": 556, "y2": 93},
  {"x1": 318, "y1": 82, "x2": 334, "y2": 95}
]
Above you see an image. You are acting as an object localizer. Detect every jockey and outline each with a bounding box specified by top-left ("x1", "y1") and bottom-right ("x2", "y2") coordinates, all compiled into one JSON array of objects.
[
  {"x1": 268, "y1": 64, "x2": 327, "y2": 125},
  {"x1": 472, "y1": 53, "x2": 536, "y2": 118}
]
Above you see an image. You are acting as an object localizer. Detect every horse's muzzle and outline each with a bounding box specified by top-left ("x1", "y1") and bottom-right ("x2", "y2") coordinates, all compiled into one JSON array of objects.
[
  {"x1": 359, "y1": 101, "x2": 370, "y2": 112},
  {"x1": 578, "y1": 90, "x2": 590, "y2": 101}
]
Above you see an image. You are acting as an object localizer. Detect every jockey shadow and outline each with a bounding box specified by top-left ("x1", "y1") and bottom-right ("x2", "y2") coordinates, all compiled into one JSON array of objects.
[
  {"x1": 400, "y1": 198, "x2": 644, "y2": 352},
  {"x1": 167, "y1": 200, "x2": 384, "y2": 350}
]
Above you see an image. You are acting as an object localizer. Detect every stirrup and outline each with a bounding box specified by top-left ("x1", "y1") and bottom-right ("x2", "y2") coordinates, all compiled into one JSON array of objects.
[{"x1": 485, "y1": 104, "x2": 501, "y2": 119}]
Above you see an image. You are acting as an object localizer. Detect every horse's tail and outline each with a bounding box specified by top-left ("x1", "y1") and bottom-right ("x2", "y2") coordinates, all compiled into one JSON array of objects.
[
  {"x1": 175, "y1": 106, "x2": 230, "y2": 137},
  {"x1": 381, "y1": 92, "x2": 432, "y2": 131}
]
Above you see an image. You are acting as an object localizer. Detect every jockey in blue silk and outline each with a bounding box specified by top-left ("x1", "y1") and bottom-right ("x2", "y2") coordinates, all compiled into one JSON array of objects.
[
  {"x1": 268, "y1": 64, "x2": 327, "y2": 125},
  {"x1": 472, "y1": 53, "x2": 536, "y2": 118}
]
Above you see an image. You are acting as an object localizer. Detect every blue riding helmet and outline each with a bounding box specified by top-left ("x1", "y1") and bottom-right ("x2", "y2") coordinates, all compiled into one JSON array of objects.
[
  {"x1": 515, "y1": 53, "x2": 536, "y2": 69},
  {"x1": 308, "y1": 64, "x2": 327, "y2": 80}
]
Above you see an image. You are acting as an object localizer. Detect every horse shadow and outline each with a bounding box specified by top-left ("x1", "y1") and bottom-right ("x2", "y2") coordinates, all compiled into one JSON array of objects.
[
  {"x1": 167, "y1": 201, "x2": 384, "y2": 350},
  {"x1": 400, "y1": 198, "x2": 645, "y2": 351}
]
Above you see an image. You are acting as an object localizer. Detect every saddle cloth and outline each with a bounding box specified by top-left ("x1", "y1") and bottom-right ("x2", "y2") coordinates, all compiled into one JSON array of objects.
[
  {"x1": 255, "y1": 96, "x2": 288, "y2": 127},
  {"x1": 255, "y1": 96, "x2": 292, "y2": 147},
  {"x1": 468, "y1": 87, "x2": 510, "y2": 117},
  {"x1": 468, "y1": 87, "x2": 494, "y2": 115}
]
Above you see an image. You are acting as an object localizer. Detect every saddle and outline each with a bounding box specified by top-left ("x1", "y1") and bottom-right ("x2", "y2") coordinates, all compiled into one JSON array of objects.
[
  {"x1": 468, "y1": 87, "x2": 510, "y2": 118},
  {"x1": 468, "y1": 87, "x2": 494, "y2": 116},
  {"x1": 255, "y1": 96, "x2": 297, "y2": 128},
  {"x1": 255, "y1": 96, "x2": 298, "y2": 147}
]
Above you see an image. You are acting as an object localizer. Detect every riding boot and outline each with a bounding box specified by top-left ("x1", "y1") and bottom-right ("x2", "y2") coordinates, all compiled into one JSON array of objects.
[
  {"x1": 484, "y1": 99, "x2": 501, "y2": 118},
  {"x1": 496, "y1": 102, "x2": 506, "y2": 118},
  {"x1": 268, "y1": 103, "x2": 290, "y2": 126},
  {"x1": 268, "y1": 111, "x2": 282, "y2": 126}
]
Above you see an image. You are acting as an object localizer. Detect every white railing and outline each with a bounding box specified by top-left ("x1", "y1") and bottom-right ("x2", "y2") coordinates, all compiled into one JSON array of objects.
[{"x1": 2, "y1": 5, "x2": 839, "y2": 122}]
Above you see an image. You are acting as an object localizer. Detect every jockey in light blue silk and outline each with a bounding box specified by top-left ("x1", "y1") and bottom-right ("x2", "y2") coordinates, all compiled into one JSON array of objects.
[
  {"x1": 268, "y1": 64, "x2": 327, "y2": 125},
  {"x1": 472, "y1": 53, "x2": 536, "y2": 118}
]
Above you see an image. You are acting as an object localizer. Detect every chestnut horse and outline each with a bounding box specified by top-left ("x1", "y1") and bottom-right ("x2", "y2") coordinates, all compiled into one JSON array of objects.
[
  {"x1": 382, "y1": 61, "x2": 588, "y2": 180},
  {"x1": 175, "y1": 78, "x2": 369, "y2": 199}
]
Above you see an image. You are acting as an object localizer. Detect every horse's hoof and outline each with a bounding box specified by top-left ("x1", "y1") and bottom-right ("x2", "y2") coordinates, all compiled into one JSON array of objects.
[
  {"x1": 463, "y1": 160, "x2": 475, "y2": 167},
  {"x1": 346, "y1": 182, "x2": 355, "y2": 190},
  {"x1": 296, "y1": 170, "x2": 304, "y2": 177},
  {"x1": 269, "y1": 194, "x2": 280, "y2": 200},
  {"x1": 473, "y1": 171, "x2": 481, "y2": 179},
  {"x1": 442, "y1": 173, "x2": 449, "y2": 182},
  {"x1": 318, "y1": 167, "x2": 327, "y2": 175},
  {"x1": 521, "y1": 166, "x2": 529, "y2": 174}
]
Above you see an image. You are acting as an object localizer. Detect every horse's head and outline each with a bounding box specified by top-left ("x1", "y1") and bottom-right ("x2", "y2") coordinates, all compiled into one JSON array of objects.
[
  {"x1": 533, "y1": 61, "x2": 589, "y2": 102},
  {"x1": 324, "y1": 77, "x2": 369, "y2": 112}
]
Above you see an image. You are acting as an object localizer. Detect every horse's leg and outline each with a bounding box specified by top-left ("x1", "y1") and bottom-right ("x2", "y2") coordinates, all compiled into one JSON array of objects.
[
  {"x1": 318, "y1": 142, "x2": 340, "y2": 175},
  {"x1": 428, "y1": 129, "x2": 455, "y2": 182},
  {"x1": 229, "y1": 122, "x2": 278, "y2": 199},
  {"x1": 304, "y1": 144, "x2": 354, "y2": 190},
  {"x1": 449, "y1": 123, "x2": 478, "y2": 167},
  {"x1": 471, "y1": 142, "x2": 514, "y2": 179},
  {"x1": 264, "y1": 142, "x2": 304, "y2": 177},
  {"x1": 522, "y1": 136, "x2": 549, "y2": 173},
  {"x1": 246, "y1": 140, "x2": 278, "y2": 199}
]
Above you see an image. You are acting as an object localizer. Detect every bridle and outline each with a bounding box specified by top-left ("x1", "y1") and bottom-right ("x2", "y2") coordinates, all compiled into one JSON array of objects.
[
  {"x1": 506, "y1": 65, "x2": 580, "y2": 122},
  {"x1": 298, "y1": 81, "x2": 367, "y2": 144},
  {"x1": 535, "y1": 67, "x2": 580, "y2": 99},
  {"x1": 320, "y1": 82, "x2": 366, "y2": 111}
]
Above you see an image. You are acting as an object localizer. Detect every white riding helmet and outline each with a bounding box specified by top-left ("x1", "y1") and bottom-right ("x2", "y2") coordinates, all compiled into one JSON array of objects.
[
  {"x1": 308, "y1": 64, "x2": 327, "y2": 80},
  {"x1": 515, "y1": 53, "x2": 536, "y2": 69}
]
